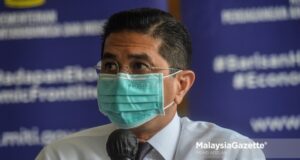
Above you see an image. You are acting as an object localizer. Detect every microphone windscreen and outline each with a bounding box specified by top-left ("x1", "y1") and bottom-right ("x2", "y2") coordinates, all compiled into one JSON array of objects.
[{"x1": 106, "y1": 129, "x2": 138, "y2": 160}]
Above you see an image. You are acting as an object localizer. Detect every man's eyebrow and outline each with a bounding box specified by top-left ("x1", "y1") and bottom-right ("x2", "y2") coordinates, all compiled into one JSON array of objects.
[
  {"x1": 127, "y1": 53, "x2": 153, "y2": 63},
  {"x1": 102, "y1": 52, "x2": 155, "y2": 65},
  {"x1": 102, "y1": 52, "x2": 116, "y2": 60}
]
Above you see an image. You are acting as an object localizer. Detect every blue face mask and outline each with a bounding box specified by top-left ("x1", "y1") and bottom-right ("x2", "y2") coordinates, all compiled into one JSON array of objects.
[{"x1": 97, "y1": 71, "x2": 181, "y2": 129}]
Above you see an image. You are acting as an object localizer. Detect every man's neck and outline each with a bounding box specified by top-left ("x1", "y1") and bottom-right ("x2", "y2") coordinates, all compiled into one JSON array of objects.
[{"x1": 130, "y1": 111, "x2": 177, "y2": 142}]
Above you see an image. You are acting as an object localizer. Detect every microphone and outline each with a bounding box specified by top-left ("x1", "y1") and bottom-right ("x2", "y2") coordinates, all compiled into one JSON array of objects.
[{"x1": 106, "y1": 129, "x2": 138, "y2": 160}]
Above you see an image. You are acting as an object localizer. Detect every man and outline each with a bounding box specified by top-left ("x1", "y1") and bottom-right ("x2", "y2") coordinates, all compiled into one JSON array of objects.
[{"x1": 36, "y1": 8, "x2": 265, "y2": 160}]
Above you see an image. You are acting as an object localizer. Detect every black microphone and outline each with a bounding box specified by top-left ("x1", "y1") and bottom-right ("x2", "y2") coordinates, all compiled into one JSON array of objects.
[{"x1": 106, "y1": 129, "x2": 138, "y2": 160}]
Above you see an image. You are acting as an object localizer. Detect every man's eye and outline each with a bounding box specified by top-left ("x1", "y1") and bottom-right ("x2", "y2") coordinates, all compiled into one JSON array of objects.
[
  {"x1": 102, "y1": 62, "x2": 118, "y2": 71},
  {"x1": 131, "y1": 62, "x2": 150, "y2": 74},
  {"x1": 132, "y1": 62, "x2": 149, "y2": 70}
]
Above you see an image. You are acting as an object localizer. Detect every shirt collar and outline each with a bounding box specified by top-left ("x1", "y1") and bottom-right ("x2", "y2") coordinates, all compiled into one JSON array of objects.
[{"x1": 148, "y1": 113, "x2": 180, "y2": 160}]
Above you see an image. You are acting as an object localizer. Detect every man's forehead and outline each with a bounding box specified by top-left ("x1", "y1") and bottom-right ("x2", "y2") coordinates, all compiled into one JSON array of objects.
[
  {"x1": 104, "y1": 31, "x2": 161, "y2": 50},
  {"x1": 101, "y1": 31, "x2": 171, "y2": 68}
]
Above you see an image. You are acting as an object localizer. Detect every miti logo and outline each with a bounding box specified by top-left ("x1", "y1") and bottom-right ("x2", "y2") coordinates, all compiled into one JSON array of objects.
[{"x1": 4, "y1": 0, "x2": 45, "y2": 8}]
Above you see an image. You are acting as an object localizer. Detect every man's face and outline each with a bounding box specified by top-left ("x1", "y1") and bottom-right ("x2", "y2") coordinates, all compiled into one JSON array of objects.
[{"x1": 102, "y1": 31, "x2": 178, "y2": 131}]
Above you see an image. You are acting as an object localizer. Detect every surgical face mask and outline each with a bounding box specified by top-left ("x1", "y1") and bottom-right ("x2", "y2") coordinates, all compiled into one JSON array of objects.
[{"x1": 97, "y1": 70, "x2": 181, "y2": 129}]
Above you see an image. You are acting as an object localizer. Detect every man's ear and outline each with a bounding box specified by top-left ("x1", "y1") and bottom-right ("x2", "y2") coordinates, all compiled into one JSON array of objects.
[{"x1": 174, "y1": 70, "x2": 195, "y2": 104}]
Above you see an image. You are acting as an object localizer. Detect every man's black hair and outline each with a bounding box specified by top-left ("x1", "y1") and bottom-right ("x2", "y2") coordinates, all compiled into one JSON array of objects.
[{"x1": 101, "y1": 8, "x2": 192, "y2": 69}]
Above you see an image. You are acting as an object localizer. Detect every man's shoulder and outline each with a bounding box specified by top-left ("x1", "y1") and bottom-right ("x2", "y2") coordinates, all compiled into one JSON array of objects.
[
  {"x1": 64, "y1": 123, "x2": 117, "y2": 140},
  {"x1": 48, "y1": 123, "x2": 117, "y2": 148},
  {"x1": 180, "y1": 117, "x2": 249, "y2": 141},
  {"x1": 177, "y1": 117, "x2": 265, "y2": 160},
  {"x1": 35, "y1": 123, "x2": 116, "y2": 160}
]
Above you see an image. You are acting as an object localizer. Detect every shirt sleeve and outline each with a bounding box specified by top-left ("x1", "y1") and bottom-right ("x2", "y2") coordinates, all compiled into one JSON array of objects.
[
  {"x1": 35, "y1": 145, "x2": 59, "y2": 160},
  {"x1": 223, "y1": 135, "x2": 266, "y2": 160}
]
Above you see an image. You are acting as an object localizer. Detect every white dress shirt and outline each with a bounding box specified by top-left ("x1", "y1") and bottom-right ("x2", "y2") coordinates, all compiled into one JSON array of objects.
[{"x1": 36, "y1": 113, "x2": 265, "y2": 160}]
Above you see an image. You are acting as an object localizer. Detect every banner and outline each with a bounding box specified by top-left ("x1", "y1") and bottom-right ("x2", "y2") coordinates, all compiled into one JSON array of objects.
[
  {"x1": 181, "y1": 0, "x2": 300, "y2": 138},
  {"x1": 0, "y1": 1, "x2": 167, "y2": 159}
]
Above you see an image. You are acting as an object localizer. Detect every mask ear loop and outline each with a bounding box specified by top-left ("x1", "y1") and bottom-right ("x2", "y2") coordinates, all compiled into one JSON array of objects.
[
  {"x1": 164, "y1": 101, "x2": 175, "y2": 110},
  {"x1": 162, "y1": 70, "x2": 181, "y2": 112},
  {"x1": 161, "y1": 101, "x2": 175, "y2": 116},
  {"x1": 163, "y1": 70, "x2": 182, "y2": 78}
]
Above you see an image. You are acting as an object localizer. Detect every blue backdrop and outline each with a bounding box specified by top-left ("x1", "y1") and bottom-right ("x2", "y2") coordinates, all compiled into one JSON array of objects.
[
  {"x1": 0, "y1": 1, "x2": 167, "y2": 159},
  {"x1": 182, "y1": 0, "x2": 300, "y2": 140},
  {"x1": 2, "y1": 0, "x2": 300, "y2": 159}
]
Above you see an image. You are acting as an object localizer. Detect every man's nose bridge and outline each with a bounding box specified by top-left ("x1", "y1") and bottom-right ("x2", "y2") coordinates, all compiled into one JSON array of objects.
[{"x1": 119, "y1": 65, "x2": 130, "y2": 73}]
